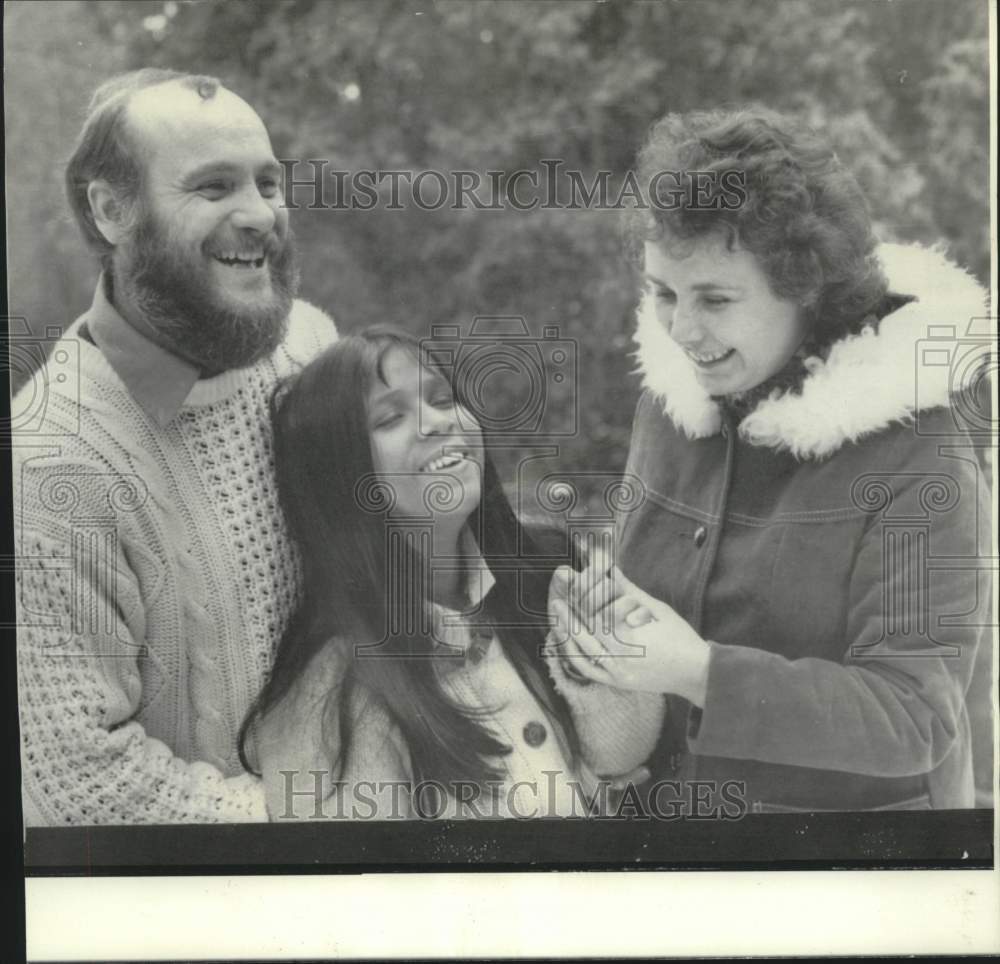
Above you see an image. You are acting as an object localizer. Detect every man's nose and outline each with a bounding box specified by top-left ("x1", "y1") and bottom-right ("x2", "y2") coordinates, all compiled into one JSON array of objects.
[{"x1": 229, "y1": 184, "x2": 278, "y2": 234}]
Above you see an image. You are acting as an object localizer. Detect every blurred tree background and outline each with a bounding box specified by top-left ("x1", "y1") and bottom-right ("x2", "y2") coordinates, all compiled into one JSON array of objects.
[{"x1": 5, "y1": 0, "x2": 991, "y2": 511}]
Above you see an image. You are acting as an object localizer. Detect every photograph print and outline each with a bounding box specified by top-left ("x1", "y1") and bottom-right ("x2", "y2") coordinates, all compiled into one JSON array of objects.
[{"x1": 4, "y1": 0, "x2": 996, "y2": 892}]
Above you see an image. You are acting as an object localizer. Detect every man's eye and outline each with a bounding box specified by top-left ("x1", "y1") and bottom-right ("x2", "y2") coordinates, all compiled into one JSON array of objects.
[
  {"x1": 198, "y1": 182, "x2": 229, "y2": 198},
  {"x1": 430, "y1": 394, "x2": 454, "y2": 408},
  {"x1": 654, "y1": 288, "x2": 676, "y2": 303},
  {"x1": 258, "y1": 178, "x2": 280, "y2": 198},
  {"x1": 703, "y1": 296, "x2": 731, "y2": 309}
]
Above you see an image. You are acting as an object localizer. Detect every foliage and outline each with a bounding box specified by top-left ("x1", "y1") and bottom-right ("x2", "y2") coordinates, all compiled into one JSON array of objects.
[{"x1": 5, "y1": 0, "x2": 991, "y2": 509}]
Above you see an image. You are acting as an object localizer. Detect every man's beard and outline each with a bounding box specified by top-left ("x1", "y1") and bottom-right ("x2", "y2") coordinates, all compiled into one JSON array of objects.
[{"x1": 114, "y1": 209, "x2": 300, "y2": 374}]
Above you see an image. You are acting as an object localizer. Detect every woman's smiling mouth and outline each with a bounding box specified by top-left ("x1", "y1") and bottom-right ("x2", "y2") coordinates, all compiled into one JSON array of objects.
[
  {"x1": 685, "y1": 347, "x2": 736, "y2": 368},
  {"x1": 419, "y1": 451, "x2": 472, "y2": 473}
]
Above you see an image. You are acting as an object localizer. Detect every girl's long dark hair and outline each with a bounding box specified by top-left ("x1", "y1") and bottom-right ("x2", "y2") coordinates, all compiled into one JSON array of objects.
[{"x1": 239, "y1": 326, "x2": 582, "y2": 793}]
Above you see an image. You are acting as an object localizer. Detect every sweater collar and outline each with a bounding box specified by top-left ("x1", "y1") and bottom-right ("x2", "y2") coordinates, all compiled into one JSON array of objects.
[
  {"x1": 632, "y1": 242, "x2": 989, "y2": 460},
  {"x1": 84, "y1": 275, "x2": 201, "y2": 428}
]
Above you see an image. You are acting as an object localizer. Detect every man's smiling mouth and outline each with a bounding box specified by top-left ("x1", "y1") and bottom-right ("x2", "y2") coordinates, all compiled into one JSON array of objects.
[{"x1": 213, "y1": 252, "x2": 266, "y2": 269}]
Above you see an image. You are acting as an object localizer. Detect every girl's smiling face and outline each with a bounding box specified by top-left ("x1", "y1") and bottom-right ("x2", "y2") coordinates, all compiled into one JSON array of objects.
[
  {"x1": 644, "y1": 235, "x2": 808, "y2": 395},
  {"x1": 367, "y1": 346, "x2": 484, "y2": 523}
]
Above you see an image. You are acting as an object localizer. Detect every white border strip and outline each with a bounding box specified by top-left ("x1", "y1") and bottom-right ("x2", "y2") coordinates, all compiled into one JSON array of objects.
[{"x1": 25, "y1": 870, "x2": 1000, "y2": 960}]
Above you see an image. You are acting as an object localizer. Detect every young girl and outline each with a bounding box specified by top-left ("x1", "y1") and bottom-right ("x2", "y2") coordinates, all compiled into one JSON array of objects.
[{"x1": 240, "y1": 326, "x2": 664, "y2": 819}]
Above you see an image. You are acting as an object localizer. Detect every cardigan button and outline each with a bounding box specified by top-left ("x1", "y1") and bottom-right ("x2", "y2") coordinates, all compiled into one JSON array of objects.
[
  {"x1": 523, "y1": 721, "x2": 548, "y2": 748},
  {"x1": 693, "y1": 525, "x2": 708, "y2": 548}
]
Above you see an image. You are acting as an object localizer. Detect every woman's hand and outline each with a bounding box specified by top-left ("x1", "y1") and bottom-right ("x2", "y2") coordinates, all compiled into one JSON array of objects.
[{"x1": 547, "y1": 556, "x2": 711, "y2": 705}]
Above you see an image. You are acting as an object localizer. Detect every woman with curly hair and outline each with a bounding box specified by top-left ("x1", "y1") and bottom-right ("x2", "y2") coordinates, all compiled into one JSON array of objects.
[{"x1": 553, "y1": 107, "x2": 992, "y2": 812}]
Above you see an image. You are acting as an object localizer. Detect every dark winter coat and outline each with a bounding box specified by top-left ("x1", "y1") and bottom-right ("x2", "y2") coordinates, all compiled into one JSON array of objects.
[{"x1": 620, "y1": 243, "x2": 992, "y2": 811}]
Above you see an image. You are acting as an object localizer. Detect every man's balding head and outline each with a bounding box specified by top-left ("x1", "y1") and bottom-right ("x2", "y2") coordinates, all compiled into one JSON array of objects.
[
  {"x1": 66, "y1": 69, "x2": 297, "y2": 374},
  {"x1": 65, "y1": 69, "x2": 237, "y2": 266}
]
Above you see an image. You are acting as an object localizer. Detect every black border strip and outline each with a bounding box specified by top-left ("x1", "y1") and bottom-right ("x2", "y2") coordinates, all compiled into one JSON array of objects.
[{"x1": 24, "y1": 809, "x2": 994, "y2": 875}]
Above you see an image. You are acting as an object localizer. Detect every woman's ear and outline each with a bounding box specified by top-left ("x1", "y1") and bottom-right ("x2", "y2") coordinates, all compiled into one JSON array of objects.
[{"x1": 86, "y1": 179, "x2": 131, "y2": 245}]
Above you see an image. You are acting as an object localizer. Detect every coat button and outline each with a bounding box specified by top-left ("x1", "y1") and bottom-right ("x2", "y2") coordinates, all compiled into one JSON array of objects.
[
  {"x1": 523, "y1": 721, "x2": 547, "y2": 747},
  {"x1": 693, "y1": 525, "x2": 707, "y2": 548}
]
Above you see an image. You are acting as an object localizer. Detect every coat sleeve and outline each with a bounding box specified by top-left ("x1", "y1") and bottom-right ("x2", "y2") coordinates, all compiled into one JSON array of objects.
[
  {"x1": 689, "y1": 453, "x2": 987, "y2": 786},
  {"x1": 15, "y1": 459, "x2": 267, "y2": 825},
  {"x1": 545, "y1": 632, "x2": 666, "y2": 778}
]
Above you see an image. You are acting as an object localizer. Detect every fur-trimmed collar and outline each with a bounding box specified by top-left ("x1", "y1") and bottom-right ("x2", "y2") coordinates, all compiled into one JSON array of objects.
[{"x1": 632, "y1": 242, "x2": 989, "y2": 460}]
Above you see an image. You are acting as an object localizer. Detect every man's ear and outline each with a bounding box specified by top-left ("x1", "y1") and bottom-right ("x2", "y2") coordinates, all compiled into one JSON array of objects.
[{"x1": 86, "y1": 180, "x2": 131, "y2": 245}]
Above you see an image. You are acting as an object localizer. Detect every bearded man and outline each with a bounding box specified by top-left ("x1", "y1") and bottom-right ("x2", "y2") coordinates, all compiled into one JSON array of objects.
[{"x1": 12, "y1": 69, "x2": 336, "y2": 824}]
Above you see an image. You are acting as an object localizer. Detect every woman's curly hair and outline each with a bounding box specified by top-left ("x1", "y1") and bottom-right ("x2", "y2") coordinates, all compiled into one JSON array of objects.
[{"x1": 623, "y1": 107, "x2": 889, "y2": 340}]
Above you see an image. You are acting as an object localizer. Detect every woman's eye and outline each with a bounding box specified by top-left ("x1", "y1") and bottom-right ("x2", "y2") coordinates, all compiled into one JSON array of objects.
[
  {"x1": 430, "y1": 394, "x2": 454, "y2": 408},
  {"x1": 374, "y1": 412, "x2": 403, "y2": 430},
  {"x1": 654, "y1": 288, "x2": 676, "y2": 303},
  {"x1": 703, "y1": 296, "x2": 731, "y2": 309}
]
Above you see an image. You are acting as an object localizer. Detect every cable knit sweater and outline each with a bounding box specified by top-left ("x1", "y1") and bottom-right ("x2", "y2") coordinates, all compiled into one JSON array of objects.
[{"x1": 14, "y1": 296, "x2": 337, "y2": 825}]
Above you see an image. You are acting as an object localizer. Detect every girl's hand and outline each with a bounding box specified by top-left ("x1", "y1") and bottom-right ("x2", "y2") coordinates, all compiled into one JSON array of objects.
[{"x1": 547, "y1": 561, "x2": 711, "y2": 705}]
